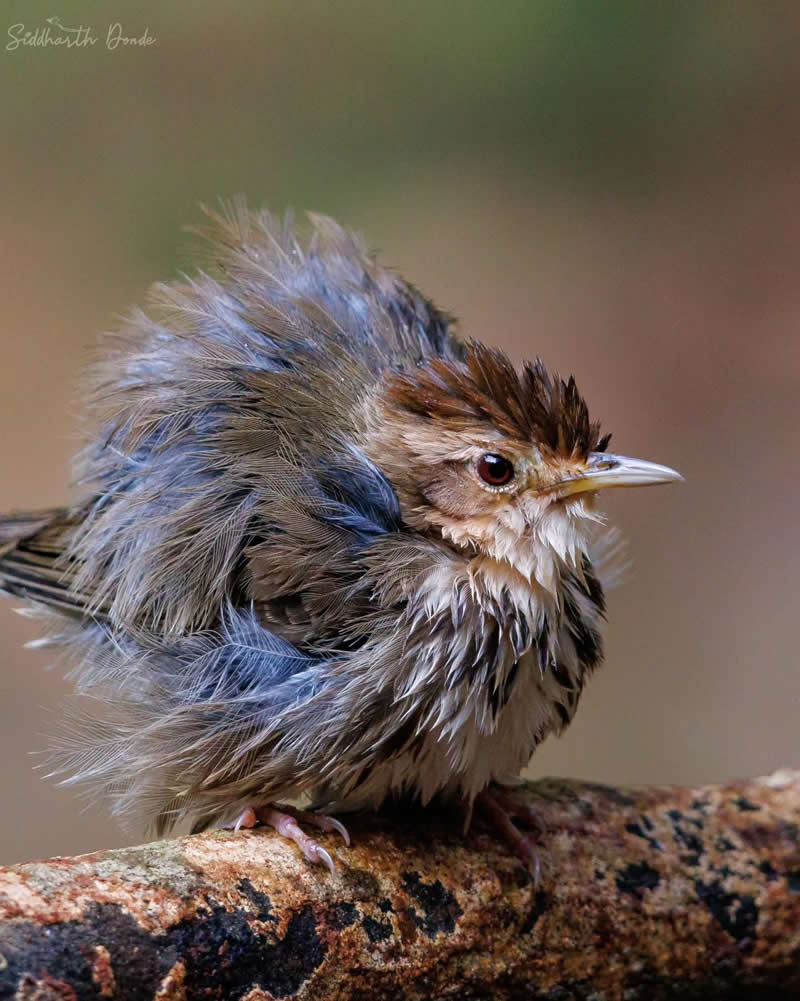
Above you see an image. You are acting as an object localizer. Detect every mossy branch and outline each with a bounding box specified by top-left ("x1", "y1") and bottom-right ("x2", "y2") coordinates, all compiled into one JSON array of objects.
[{"x1": 1, "y1": 772, "x2": 800, "y2": 1000}]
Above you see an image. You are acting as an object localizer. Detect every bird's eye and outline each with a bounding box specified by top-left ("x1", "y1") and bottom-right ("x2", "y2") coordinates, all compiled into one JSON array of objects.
[{"x1": 476, "y1": 453, "x2": 515, "y2": 487}]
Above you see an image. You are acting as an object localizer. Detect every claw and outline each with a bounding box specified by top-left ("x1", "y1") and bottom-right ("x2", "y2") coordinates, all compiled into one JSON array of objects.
[
  {"x1": 328, "y1": 817, "x2": 351, "y2": 845},
  {"x1": 320, "y1": 816, "x2": 350, "y2": 845},
  {"x1": 309, "y1": 844, "x2": 337, "y2": 876}
]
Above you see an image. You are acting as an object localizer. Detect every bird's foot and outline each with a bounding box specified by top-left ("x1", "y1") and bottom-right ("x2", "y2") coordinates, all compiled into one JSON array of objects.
[
  {"x1": 474, "y1": 786, "x2": 548, "y2": 882},
  {"x1": 225, "y1": 803, "x2": 350, "y2": 875}
]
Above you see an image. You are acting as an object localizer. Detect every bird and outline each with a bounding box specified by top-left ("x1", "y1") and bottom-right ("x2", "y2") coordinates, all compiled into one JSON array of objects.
[{"x1": 0, "y1": 205, "x2": 681, "y2": 874}]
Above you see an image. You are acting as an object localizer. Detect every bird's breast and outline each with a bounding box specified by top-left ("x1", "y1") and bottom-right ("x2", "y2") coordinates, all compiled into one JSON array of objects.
[{"x1": 336, "y1": 558, "x2": 605, "y2": 811}]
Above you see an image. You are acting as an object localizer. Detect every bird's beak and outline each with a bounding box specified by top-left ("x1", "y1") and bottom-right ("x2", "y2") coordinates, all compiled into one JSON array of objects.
[{"x1": 555, "y1": 452, "x2": 684, "y2": 496}]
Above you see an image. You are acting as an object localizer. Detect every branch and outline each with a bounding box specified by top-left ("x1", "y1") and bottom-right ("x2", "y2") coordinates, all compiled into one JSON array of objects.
[{"x1": 1, "y1": 773, "x2": 799, "y2": 1000}]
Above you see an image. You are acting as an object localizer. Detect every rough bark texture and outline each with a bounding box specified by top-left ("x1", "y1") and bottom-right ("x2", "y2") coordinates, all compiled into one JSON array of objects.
[{"x1": 1, "y1": 772, "x2": 799, "y2": 1001}]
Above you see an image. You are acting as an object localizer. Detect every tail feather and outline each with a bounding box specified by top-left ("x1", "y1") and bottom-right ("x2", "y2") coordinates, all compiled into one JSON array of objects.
[
  {"x1": 0, "y1": 508, "x2": 92, "y2": 618},
  {"x1": 0, "y1": 509, "x2": 63, "y2": 547}
]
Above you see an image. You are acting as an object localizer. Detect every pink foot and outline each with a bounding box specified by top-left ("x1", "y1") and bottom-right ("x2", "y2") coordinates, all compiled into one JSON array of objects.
[
  {"x1": 224, "y1": 803, "x2": 350, "y2": 875},
  {"x1": 475, "y1": 786, "x2": 547, "y2": 882}
]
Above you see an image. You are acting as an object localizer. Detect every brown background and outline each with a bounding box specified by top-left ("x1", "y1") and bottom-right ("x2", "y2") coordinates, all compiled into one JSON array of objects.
[{"x1": 1, "y1": 2, "x2": 798, "y2": 865}]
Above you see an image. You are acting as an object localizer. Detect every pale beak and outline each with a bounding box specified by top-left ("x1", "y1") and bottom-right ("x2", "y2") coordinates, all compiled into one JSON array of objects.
[{"x1": 556, "y1": 452, "x2": 684, "y2": 496}]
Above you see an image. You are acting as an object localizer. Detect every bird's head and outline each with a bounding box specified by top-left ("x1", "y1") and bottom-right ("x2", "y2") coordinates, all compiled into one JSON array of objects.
[{"x1": 364, "y1": 342, "x2": 681, "y2": 591}]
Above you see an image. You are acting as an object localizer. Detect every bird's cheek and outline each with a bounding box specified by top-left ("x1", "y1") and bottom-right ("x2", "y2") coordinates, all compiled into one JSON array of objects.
[{"x1": 417, "y1": 467, "x2": 487, "y2": 519}]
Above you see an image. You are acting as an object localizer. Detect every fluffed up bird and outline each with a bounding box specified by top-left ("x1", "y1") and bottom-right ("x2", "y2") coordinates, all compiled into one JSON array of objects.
[{"x1": 0, "y1": 206, "x2": 681, "y2": 874}]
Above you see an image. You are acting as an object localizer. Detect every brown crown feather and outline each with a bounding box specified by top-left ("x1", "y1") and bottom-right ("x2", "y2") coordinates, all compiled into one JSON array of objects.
[{"x1": 385, "y1": 341, "x2": 610, "y2": 459}]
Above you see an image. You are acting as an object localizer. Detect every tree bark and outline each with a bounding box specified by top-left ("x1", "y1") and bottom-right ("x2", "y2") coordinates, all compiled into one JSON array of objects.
[{"x1": 1, "y1": 772, "x2": 799, "y2": 1001}]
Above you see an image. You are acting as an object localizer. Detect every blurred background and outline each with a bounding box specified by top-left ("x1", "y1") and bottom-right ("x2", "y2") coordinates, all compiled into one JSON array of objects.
[{"x1": 1, "y1": 1, "x2": 798, "y2": 865}]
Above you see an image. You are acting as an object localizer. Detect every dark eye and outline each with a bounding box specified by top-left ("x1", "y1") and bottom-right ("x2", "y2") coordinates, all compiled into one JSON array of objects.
[{"x1": 477, "y1": 453, "x2": 515, "y2": 487}]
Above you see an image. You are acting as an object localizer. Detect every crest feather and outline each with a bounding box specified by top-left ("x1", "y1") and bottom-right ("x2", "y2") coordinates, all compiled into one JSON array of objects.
[{"x1": 387, "y1": 342, "x2": 608, "y2": 458}]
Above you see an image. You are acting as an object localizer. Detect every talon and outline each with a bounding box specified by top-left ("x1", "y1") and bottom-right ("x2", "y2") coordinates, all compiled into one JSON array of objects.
[
  {"x1": 319, "y1": 815, "x2": 350, "y2": 845},
  {"x1": 310, "y1": 844, "x2": 337, "y2": 876}
]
